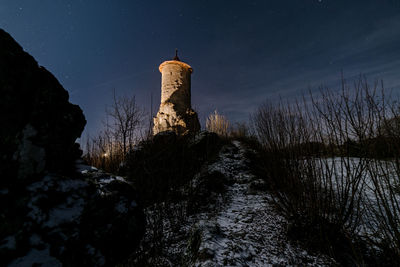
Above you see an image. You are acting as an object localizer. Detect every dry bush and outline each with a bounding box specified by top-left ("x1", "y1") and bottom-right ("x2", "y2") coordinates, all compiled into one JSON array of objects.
[
  {"x1": 83, "y1": 131, "x2": 125, "y2": 173},
  {"x1": 229, "y1": 122, "x2": 249, "y2": 139},
  {"x1": 251, "y1": 99, "x2": 365, "y2": 258},
  {"x1": 251, "y1": 77, "x2": 400, "y2": 264},
  {"x1": 360, "y1": 89, "x2": 400, "y2": 261},
  {"x1": 105, "y1": 90, "x2": 146, "y2": 158},
  {"x1": 365, "y1": 160, "x2": 400, "y2": 260},
  {"x1": 124, "y1": 132, "x2": 223, "y2": 207},
  {"x1": 206, "y1": 110, "x2": 229, "y2": 137},
  {"x1": 83, "y1": 91, "x2": 145, "y2": 173}
]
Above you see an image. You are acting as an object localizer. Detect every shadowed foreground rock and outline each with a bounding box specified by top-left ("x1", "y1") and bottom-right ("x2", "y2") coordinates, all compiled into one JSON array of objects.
[
  {"x1": 0, "y1": 28, "x2": 86, "y2": 185},
  {"x1": 0, "y1": 29, "x2": 145, "y2": 266},
  {"x1": 1, "y1": 171, "x2": 145, "y2": 267}
]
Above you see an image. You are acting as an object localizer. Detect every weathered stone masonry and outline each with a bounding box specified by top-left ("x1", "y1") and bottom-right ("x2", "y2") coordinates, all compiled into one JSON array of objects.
[{"x1": 153, "y1": 54, "x2": 200, "y2": 135}]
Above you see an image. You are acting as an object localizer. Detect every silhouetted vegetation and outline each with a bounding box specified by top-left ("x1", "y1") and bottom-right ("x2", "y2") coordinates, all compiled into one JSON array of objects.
[
  {"x1": 83, "y1": 90, "x2": 146, "y2": 173},
  {"x1": 229, "y1": 122, "x2": 249, "y2": 140},
  {"x1": 250, "y1": 76, "x2": 400, "y2": 265},
  {"x1": 125, "y1": 131, "x2": 224, "y2": 207},
  {"x1": 119, "y1": 131, "x2": 228, "y2": 266}
]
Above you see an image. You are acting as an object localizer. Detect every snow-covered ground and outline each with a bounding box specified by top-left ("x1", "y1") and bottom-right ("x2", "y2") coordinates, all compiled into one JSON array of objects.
[
  {"x1": 314, "y1": 157, "x2": 400, "y2": 244},
  {"x1": 192, "y1": 141, "x2": 334, "y2": 266},
  {"x1": 131, "y1": 141, "x2": 335, "y2": 266},
  {"x1": 4, "y1": 161, "x2": 141, "y2": 267}
]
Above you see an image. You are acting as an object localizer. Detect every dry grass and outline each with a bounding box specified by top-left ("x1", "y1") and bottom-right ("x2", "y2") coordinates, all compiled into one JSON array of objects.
[
  {"x1": 206, "y1": 110, "x2": 229, "y2": 138},
  {"x1": 83, "y1": 131, "x2": 126, "y2": 173}
]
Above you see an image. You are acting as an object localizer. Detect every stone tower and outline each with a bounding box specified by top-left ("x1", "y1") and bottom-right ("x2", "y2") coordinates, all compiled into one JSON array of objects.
[{"x1": 153, "y1": 51, "x2": 200, "y2": 135}]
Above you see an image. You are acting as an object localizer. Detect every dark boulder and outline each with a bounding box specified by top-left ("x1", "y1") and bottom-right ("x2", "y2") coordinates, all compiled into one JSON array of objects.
[
  {"x1": 0, "y1": 29, "x2": 145, "y2": 266},
  {"x1": 0, "y1": 28, "x2": 86, "y2": 186},
  {"x1": 1, "y1": 172, "x2": 145, "y2": 266}
]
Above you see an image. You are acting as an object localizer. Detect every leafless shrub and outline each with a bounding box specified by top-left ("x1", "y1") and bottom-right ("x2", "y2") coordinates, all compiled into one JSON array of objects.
[
  {"x1": 229, "y1": 122, "x2": 249, "y2": 139},
  {"x1": 206, "y1": 110, "x2": 229, "y2": 137},
  {"x1": 251, "y1": 76, "x2": 400, "y2": 263},
  {"x1": 105, "y1": 89, "x2": 146, "y2": 157},
  {"x1": 365, "y1": 160, "x2": 400, "y2": 259},
  {"x1": 83, "y1": 130, "x2": 125, "y2": 173},
  {"x1": 361, "y1": 89, "x2": 400, "y2": 260},
  {"x1": 84, "y1": 90, "x2": 145, "y2": 173}
]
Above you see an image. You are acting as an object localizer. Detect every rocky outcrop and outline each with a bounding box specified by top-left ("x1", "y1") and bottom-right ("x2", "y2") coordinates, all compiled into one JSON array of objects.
[
  {"x1": 153, "y1": 102, "x2": 200, "y2": 135},
  {"x1": 1, "y1": 168, "x2": 145, "y2": 266},
  {"x1": 0, "y1": 29, "x2": 145, "y2": 266},
  {"x1": 153, "y1": 103, "x2": 200, "y2": 134},
  {"x1": 0, "y1": 28, "x2": 86, "y2": 186}
]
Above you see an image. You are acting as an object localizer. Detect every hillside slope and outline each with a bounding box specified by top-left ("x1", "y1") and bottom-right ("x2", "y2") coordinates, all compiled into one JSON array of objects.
[{"x1": 124, "y1": 140, "x2": 335, "y2": 266}]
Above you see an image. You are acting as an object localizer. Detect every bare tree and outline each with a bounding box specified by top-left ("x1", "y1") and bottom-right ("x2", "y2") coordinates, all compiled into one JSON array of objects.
[
  {"x1": 105, "y1": 89, "x2": 145, "y2": 157},
  {"x1": 83, "y1": 90, "x2": 145, "y2": 173}
]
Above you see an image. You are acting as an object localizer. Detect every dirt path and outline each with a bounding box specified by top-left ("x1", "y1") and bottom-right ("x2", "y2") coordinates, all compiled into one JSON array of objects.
[
  {"x1": 193, "y1": 141, "x2": 333, "y2": 266},
  {"x1": 126, "y1": 140, "x2": 334, "y2": 266}
]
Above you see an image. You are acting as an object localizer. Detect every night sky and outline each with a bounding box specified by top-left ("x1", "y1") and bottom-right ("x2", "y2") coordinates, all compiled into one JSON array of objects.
[{"x1": 1, "y1": 0, "x2": 400, "y2": 138}]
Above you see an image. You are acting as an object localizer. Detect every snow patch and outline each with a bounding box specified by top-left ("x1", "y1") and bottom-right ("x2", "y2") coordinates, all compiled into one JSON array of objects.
[
  {"x1": 57, "y1": 179, "x2": 87, "y2": 192},
  {"x1": 8, "y1": 247, "x2": 62, "y2": 267},
  {"x1": 98, "y1": 176, "x2": 125, "y2": 184},
  {"x1": 43, "y1": 197, "x2": 85, "y2": 228},
  {"x1": 75, "y1": 161, "x2": 99, "y2": 174},
  {"x1": 27, "y1": 196, "x2": 46, "y2": 224},
  {"x1": 0, "y1": 235, "x2": 16, "y2": 250}
]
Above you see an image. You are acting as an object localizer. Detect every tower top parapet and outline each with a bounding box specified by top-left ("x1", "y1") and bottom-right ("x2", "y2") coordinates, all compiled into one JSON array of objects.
[
  {"x1": 158, "y1": 50, "x2": 193, "y2": 73},
  {"x1": 159, "y1": 60, "x2": 192, "y2": 73}
]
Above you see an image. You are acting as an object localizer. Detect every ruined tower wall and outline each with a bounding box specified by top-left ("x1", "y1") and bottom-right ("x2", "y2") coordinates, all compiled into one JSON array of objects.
[
  {"x1": 159, "y1": 61, "x2": 192, "y2": 113},
  {"x1": 153, "y1": 59, "x2": 200, "y2": 135}
]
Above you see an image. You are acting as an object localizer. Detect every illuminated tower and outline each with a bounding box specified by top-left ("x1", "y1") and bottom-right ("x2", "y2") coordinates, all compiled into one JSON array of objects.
[{"x1": 153, "y1": 51, "x2": 200, "y2": 135}]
